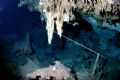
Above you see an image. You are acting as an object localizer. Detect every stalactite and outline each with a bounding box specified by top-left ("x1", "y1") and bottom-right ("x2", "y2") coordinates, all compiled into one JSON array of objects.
[
  {"x1": 18, "y1": 0, "x2": 120, "y2": 44},
  {"x1": 42, "y1": 0, "x2": 75, "y2": 44}
]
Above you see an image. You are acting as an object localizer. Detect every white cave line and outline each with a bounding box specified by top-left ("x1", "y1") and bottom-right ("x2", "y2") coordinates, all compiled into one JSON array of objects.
[
  {"x1": 22, "y1": 16, "x2": 108, "y2": 60},
  {"x1": 56, "y1": 32, "x2": 106, "y2": 59}
]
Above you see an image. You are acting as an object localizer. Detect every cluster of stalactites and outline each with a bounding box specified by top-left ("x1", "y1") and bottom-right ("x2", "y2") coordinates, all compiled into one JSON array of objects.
[
  {"x1": 18, "y1": 0, "x2": 120, "y2": 44},
  {"x1": 42, "y1": 0, "x2": 76, "y2": 44},
  {"x1": 77, "y1": 0, "x2": 120, "y2": 17},
  {"x1": 18, "y1": 0, "x2": 76, "y2": 44}
]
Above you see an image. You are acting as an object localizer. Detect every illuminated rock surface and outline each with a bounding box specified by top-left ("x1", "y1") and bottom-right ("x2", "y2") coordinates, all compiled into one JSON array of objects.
[
  {"x1": 18, "y1": 0, "x2": 120, "y2": 44},
  {"x1": 25, "y1": 61, "x2": 76, "y2": 80}
]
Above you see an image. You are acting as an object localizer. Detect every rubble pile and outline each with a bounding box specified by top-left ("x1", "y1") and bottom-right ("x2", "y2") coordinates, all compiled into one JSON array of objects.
[{"x1": 25, "y1": 61, "x2": 76, "y2": 80}]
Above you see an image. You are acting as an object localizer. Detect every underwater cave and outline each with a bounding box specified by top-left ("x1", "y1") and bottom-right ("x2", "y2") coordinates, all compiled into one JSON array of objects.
[{"x1": 0, "y1": 0, "x2": 120, "y2": 80}]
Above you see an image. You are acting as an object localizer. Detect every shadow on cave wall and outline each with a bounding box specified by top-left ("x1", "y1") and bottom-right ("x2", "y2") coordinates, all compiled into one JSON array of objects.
[
  {"x1": 112, "y1": 32, "x2": 120, "y2": 48},
  {"x1": 60, "y1": 9, "x2": 93, "y2": 50},
  {"x1": 0, "y1": 47, "x2": 20, "y2": 80}
]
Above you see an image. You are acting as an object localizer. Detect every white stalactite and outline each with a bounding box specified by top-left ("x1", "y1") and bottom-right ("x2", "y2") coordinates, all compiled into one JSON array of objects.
[
  {"x1": 42, "y1": 0, "x2": 75, "y2": 44},
  {"x1": 46, "y1": 12, "x2": 54, "y2": 44},
  {"x1": 18, "y1": 0, "x2": 76, "y2": 44}
]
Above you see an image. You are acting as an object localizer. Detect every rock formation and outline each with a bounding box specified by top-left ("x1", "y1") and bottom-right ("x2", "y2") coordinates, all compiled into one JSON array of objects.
[
  {"x1": 18, "y1": 0, "x2": 120, "y2": 44},
  {"x1": 20, "y1": 60, "x2": 76, "y2": 80},
  {"x1": 7, "y1": 32, "x2": 32, "y2": 56}
]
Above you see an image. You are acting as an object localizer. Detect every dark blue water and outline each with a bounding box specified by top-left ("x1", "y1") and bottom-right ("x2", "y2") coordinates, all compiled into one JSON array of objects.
[
  {"x1": 0, "y1": 0, "x2": 120, "y2": 80},
  {"x1": 0, "y1": 0, "x2": 40, "y2": 35},
  {"x1": 0, "y1": 1, "x2": 45, "y2": 79}
]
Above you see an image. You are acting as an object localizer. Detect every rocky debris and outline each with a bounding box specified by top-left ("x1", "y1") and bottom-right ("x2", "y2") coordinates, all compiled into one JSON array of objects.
[
  {"x1": 19, "y1": 59, "x2": 40, "y2": 79},
  {"x1": 7, "y1": 32, "x2": 32, "y2": 56},
  {"x1": 76, "y1": 70, "x2": 93, "y2": 80},
  {"x1": 25, "y1": 61, "x2": 76, "y2": 80}
]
